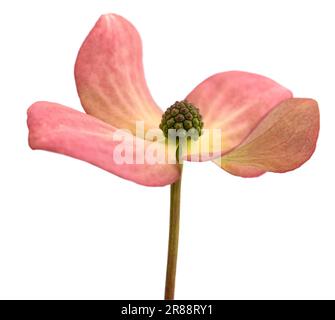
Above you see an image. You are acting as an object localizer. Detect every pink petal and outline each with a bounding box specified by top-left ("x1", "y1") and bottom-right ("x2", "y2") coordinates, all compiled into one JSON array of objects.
[
  {"x1": 214, "y1": 98, "x2": 319, "y2": 177},
  {"x1": 27, "y1": 102, "x2": 180, "y2": 186},
  {"x1": 185, "y1": 71, "x2": 293, "y2": 160},
  {"x1": 75, "y1": 14, "x2": 162, "y2": 135}
]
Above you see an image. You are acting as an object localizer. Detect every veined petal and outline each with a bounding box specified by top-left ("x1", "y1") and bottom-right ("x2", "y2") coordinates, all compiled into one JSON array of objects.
[
  {"x1": 75, "y1": 14, "x2": 162, "y2": 135},
  {"x1": 185, "y1": 71, "x2": 293, "y2": 160},
  {"x1": 214, "y1": 98, "x2": 319, "y2": 177},
  {"x1": 27, "y1": 102, "x2": 180, "y2": 186}
]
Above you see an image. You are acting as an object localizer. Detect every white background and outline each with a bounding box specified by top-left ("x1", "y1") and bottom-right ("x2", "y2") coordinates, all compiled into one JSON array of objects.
[{"x1": 0, "y1": 0, "x2": 334, "y2": 299}]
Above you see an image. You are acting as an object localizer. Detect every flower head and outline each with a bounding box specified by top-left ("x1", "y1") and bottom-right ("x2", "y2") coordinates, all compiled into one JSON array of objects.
[
  {"x1": 159, "y1": 100, "x2": 204, "y2": 138},
  {"x1": 27, "y1": 14, "x2": 319, "y2": 185}
]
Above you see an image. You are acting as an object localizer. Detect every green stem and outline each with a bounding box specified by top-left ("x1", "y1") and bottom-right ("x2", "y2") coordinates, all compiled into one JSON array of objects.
[{"x1": 165, "y1": 163, "x2": 183, "y2": 300}]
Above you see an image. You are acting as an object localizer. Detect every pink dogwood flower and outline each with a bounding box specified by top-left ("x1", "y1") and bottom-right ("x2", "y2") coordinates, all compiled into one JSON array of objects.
[{"x1": 27, "y1": 14, "x2": 319, "y2": 186}]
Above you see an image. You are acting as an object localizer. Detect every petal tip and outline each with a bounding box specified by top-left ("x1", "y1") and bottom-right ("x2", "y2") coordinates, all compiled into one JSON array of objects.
[{"x1": 216, "y1": 97, "x2": 320, "y2": 177}]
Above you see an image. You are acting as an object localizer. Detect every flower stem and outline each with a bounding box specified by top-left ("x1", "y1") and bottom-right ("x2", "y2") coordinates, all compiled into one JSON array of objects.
[{"x1": 165, "y1": 163, "x2": 183, "y2": 300}]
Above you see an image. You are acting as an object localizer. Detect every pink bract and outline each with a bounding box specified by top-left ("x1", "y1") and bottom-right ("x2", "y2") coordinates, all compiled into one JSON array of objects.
[{"x1": 27, "y1": 14, "x2": 319, "y2": 186}]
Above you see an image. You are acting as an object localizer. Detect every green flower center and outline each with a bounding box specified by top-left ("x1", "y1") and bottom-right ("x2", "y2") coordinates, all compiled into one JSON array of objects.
[{"x1": 159, "y1": 100, "x2": 204, "y2": 139}]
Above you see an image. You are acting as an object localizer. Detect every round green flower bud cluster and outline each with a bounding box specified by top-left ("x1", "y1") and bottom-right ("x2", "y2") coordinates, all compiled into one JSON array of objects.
[{"x1": 159, "y1": 100, "x2": 204, "y2": 139}]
